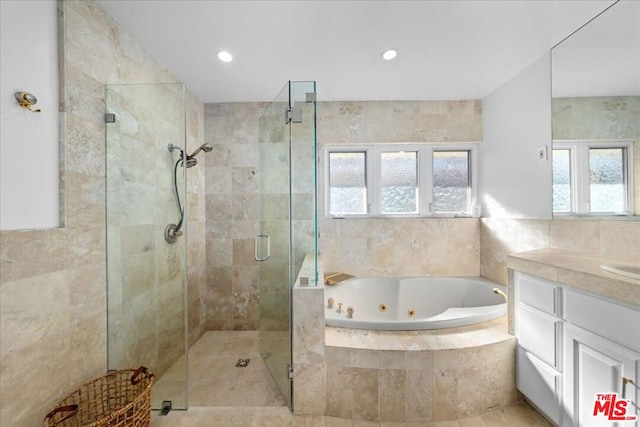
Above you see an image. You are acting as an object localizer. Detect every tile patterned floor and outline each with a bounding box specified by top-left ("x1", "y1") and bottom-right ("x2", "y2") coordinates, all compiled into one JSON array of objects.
[
  {"x1": 152, "y1": 331, "x2": 286, "y2": 408},
  {"x1": 152, "y1": 331, "x2": 551, "y2": 426}
]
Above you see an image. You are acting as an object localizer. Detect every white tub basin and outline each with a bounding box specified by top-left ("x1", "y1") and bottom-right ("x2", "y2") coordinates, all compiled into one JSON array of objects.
[{"x1": 600, "y1": 263, "x2": 640, "y2": 280}]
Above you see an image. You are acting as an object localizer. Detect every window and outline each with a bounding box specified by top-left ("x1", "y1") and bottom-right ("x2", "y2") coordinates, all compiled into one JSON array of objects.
[
  {"x1": 328, "y1": 152, "x2": 367, "y2": 215},
  {"x1": 432, "y1": 151, "x2": 471, "y2": 214},
  {"x1": 326, "y1": 144, "x2": 477, "y2": 217},
  {"x1": 552, "y1": 149, "x2": 572, "y2": 213},
  {"x1": 380, "y1": 151, "x2": 418, "y2": 214},
  {"x1": 552, "y1": 141, "x2": 634, "y2": 215}
]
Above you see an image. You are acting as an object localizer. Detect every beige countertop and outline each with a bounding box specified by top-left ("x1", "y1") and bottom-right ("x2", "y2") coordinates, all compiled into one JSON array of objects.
[{"x1": 507, "y1": 248, "x2": 640, "y2": 308}]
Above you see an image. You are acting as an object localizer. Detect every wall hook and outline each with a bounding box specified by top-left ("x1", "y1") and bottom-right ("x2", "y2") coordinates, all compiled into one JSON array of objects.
[{"x1": 15, "y1": 92, "x2": 41, "y2": 112}]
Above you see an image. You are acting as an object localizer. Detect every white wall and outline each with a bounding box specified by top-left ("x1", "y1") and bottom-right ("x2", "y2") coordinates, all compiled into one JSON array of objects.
[
  {"x1": 1, "y1": 0, "x2": 59, "y2": 230},
  {"x1": 479, "y1": 53, "x2": 553, "y2": 219}
]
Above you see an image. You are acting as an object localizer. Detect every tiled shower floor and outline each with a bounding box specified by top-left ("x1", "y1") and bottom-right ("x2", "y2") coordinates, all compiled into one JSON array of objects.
[
  {"x1": 152, "y1": 331, "x2": 551, "y2": 426},
  {"x1": 152, "y1": 331, "x2": 286, "y2": 408}
]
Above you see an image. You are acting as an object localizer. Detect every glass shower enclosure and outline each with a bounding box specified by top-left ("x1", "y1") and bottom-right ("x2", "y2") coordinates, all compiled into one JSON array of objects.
[
  {"x1": 105, "y1": 80, "x2": 317, "y2": 412},
  {"x1": 257, "y1": 81, "x2": 318, "y2": 409},
  {"x1": 105, "y1": 83, "x2": 188, "y2": 411}
]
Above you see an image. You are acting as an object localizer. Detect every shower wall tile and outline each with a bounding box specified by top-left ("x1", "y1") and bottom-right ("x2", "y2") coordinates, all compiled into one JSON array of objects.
[
  {"x1": 207, "y1": 194, "x2": 233, "y2": 220},
  {"x1": 232, "y1": 194, "x2": 259, "y2": 221},
  {"x1": 0, "y1": 1, "x2": 206, "y2": 425},
  {"x1": 232, "y1": 167, "x2": 259, "y2": 193},
  {"x1": 231, "y1": 142, "x2": 260, "y2": 167},
  {"x1": 208, "y1": 238, "x2": 233, "y2": 267},
  {"x1": 206, "y1": 167, "x2": 232, "y2": 195},
  {"x1": 208, "y1": 266, "x2": 232, "y2": 293},
  {"x1": 207, "y1": 220, "x2": 233, "y2": 239},
  {"x1": 204, "y1": 103, "x2": 272, "y2": 330}
]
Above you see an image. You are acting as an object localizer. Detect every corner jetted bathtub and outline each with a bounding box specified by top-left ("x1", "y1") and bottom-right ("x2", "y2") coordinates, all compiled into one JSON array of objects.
[{"x1": 324, "y1": 276, "x2": 506, "y2": 330}]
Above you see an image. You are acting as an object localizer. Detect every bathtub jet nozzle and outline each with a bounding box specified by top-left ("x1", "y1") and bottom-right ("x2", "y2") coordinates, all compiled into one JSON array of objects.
[{"x1": 492, "y1": 288, "x2": 507, "y2": 301}]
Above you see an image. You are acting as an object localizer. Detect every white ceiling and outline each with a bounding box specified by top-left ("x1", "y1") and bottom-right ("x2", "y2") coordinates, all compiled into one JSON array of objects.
[{"x1": 96, "y1": 0, "x2": 620, "y2": 103}]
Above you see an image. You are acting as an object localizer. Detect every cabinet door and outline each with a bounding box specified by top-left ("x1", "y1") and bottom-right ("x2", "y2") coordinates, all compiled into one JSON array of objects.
[
  {"x1": 517, "y1": 347, "x2": 562, "y2": 425},
  {"x1": 564, "y1": 324, "x2": 639, "y2": 427}
]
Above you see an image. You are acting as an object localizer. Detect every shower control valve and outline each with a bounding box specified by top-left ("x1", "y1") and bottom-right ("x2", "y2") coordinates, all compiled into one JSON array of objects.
[
  {"x1": 327, "y1": 298, "x2": 335, "y2": 309},
  {"x1": 336, "y1": 303, "x2": 343, "y2": 314}
]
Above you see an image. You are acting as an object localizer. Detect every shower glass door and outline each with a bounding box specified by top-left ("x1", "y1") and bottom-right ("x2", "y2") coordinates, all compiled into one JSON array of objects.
[
  {"x1": 258, "y1": 81, "x2": 317, "y2": 410},
  {"x1": 105, "y1": 83, "x2": 188, "y2": 410}
]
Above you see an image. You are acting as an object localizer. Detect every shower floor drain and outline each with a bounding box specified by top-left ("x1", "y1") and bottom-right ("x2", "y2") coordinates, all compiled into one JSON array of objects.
[{"x1": 235, "y1": 359, "x2": 251, "y2": 367}]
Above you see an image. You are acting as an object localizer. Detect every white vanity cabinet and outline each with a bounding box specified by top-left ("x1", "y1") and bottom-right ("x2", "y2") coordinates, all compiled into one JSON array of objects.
[
  {"x1": 562, "y1": 289, "x2": 640, "y2": 427},
  {"x1": 515, "y1": 272, "x2": 640, "y2": 427},
  {"x1": 515, "y1": 272, "x2": 564, "y2": 425}
]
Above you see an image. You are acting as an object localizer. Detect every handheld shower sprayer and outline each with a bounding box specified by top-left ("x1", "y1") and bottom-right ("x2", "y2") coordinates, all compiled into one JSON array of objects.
[
  {"x1": 188, "y1": 143, "x2": 213, "y2": 158},
  {"x1": 167, "y1": 143, "x2": 212, "y2": 168},
  {"x1": 165, "y1": 143, "x2": 212, "y2": 243}
]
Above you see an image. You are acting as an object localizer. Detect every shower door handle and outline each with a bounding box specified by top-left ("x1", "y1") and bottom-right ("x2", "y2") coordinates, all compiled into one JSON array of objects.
[{"x1": 254, "y1": 233, "x2": 270, "y2": 261}]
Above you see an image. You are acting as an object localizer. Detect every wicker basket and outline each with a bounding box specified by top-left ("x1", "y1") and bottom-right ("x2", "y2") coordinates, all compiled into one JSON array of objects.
[{"x1": 43, "y1": 367, "x2": 154, "y2": 427}]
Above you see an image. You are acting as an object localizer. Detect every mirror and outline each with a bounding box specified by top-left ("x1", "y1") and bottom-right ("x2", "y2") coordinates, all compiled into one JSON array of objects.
[{"x1": 551, "y1": 0, "x2": 640, "y2": 218}]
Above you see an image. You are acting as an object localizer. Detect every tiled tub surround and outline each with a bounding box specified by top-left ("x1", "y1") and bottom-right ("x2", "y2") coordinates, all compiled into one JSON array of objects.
[{"x1": 324, "y1": 317, "x2": 517, "y2": 422}]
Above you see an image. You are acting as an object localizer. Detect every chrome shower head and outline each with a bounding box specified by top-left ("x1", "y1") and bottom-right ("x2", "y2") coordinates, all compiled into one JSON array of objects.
[{"x1": 170, "y1": 143, "x2": 211, "y2": 168}]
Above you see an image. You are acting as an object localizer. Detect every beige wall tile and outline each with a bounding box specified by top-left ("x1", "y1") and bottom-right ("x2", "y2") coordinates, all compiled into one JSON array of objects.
[
  {"x1": 379, "y1": 369, "x2": 407, "y2": 421},
  {"x1": 549, "y1": 220, "x2": 599, "y2": 253},
  {"x1": 406, "y1": 368, "x2": 433, "y2": 421},
  {"x1": 598, "y1": 220, "x2": 640, "y2": 262},
  {"x1": 326, "y1": 366, "x2": 354, "y2": 418}
]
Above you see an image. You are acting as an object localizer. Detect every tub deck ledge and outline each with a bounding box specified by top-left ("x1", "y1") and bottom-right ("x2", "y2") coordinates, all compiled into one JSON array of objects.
[{"x1": 325, "y1": 316, "x2": 512, "y2": 351}]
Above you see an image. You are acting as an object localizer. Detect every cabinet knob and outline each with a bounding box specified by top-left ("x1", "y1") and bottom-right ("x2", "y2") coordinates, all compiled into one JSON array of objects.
[{"x1": 622, "y1": 377, "x2": 636, "y2": 399}]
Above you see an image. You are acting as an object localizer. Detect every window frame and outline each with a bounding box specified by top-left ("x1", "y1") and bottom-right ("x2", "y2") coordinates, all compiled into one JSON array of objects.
[
  {"x1": 553, "y1": 140, "x2": 634, "y2": 216},
  {"x1": 325, "y1": 143, "x2": 478, "y2": 219}
]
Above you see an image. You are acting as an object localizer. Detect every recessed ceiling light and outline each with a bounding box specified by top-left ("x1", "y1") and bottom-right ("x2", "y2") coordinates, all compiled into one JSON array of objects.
[
  {"x1": 217, "y1": 50, "x2": 233, "y2": 63},
  {"x1": 381, "y1": 49, "x2": 397, "y2": 61}
]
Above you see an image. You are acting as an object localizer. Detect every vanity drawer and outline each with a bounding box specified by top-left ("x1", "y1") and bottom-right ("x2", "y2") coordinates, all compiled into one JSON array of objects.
[
  {"x1": 516, "y1": 272, "x2": 561, "y2": 315},
  {"x1": 517, "y1": 303, "x2": 562, "y2": 368},
  {"x1": 564, "y1": 289, "x2": 640, "y2": 352}
]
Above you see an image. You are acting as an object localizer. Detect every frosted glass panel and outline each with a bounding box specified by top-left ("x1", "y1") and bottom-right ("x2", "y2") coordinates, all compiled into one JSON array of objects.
[
  {"x1": 381, "y1": 151, "x2": 418, "y2": 213},
  {"x1": 433, "y1": 151, "x2": 470, "y2": 213},
  {"x1": 329, "y1": 152, "x2": 367, "y2": 215},
  {"x1": 589, "y1": 148, "x2": 625, "y2": 212},
  {"x1": 553, "y1": 149, "x2": 571, "y2": 213}
]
